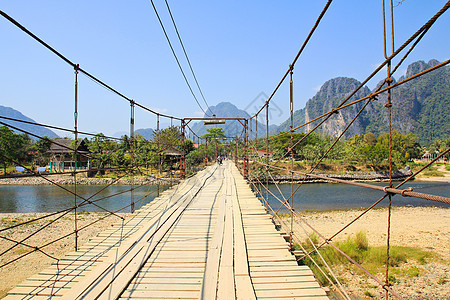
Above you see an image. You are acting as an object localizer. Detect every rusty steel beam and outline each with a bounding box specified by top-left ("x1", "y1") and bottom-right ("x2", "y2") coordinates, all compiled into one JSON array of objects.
[
  {"x1": 244, "y1": 119, "x2": 249, "y2": 180},
  {"x1": 180, "y1": 120, "x2": 186, "y2": 179}
]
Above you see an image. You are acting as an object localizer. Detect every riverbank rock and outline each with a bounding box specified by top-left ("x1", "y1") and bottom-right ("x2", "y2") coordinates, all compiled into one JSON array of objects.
[
  {"x1": 0, "y1": 175, "x2": 177, "y2": 186},
  {"x1": 252, "y1": 167, "x2": 413, "y2": 183}
]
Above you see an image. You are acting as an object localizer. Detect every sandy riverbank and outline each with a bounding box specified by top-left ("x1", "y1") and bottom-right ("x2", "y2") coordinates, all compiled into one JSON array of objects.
[
  {"x1": 414, "y1": 164, "x2": 450, "y2": 183},
  {"x1": 287, "y1": 206, "x2": 449, "y2": 299},
  {"x1": 0, "y1": 175, "x2": 176, "y2": 185},
  {"x1": 0, "y1": 212, "x2": 128, "y2": 299}
]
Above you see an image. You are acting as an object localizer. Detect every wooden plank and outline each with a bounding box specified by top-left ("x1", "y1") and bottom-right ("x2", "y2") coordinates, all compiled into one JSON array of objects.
[
  {"x1": 3, "y1": 295, "x2": 58, "y2": 300},
  {"x1": 252, "y1": 276, "x2": 319, "y2": 284},
  {"x1": 217, "y1": 180, "x2": 236, "y2": 300},
  {"x1": 17, "y1": 280, "x2": 78, "y2": 289},
  {"x1": 126, "y1": 283, "x2": 201, "y2": 291},
  {"x1": 26, "y1": 274, "x2": 82, "y2": 282},
  {"x1": 200, "y1": 179, "x2": 226, "y2": 299},
  {"x1": 253, "y1": 281, "x2": 321, "y2": 290},
  {"x1": 129, "y1": 278, "x2": 202, "y2": 284},
  {"x1": 255, "y1": 288, "x2": 327, "y2": 297},
  {"x1": 231, "y1": 171, "x2": 257, "y2": 300},
  {"x1": 257, "y1": 297, "x2": 329, "y2": 300},
  {"x1": 134, "y1": 272, "x2": 205, "y2": 278},
  {"x1": 120, "y1": 289, "x2": 200, "y2": 299},
  {"x1": 7, "y1": 286, "x2": 68, "y2": 296}
]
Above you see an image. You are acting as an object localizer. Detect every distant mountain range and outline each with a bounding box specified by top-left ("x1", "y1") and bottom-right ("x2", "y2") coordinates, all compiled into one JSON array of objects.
[
  {"x1": 275, "y1": 59, "x2": 449, "y2": 144},
  {"x1": 0, "y1": 105, "x2": 59, "y2": 140},
  {"x1": 199, "y1": 59, "x2": 448, "y2": 144},
  {"x1": 111, "y1": 128, "x2": 153, "y2": 140},
  {"x1": 135, "y1": 128, "x2": 154, "y2": 140},
  {"x1": 1, "y1": 59, "x2": 447, "y2": 144},
  {"x1": 0, "y1": 106, "x2": 157, "y2": 141},
  {"x1": 190, "y1": 102, "x2": 276, "y2": 138}
]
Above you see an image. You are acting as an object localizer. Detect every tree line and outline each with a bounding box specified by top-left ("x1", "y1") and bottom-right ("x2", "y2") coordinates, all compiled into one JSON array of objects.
[
  {"x1": 263, "y1": 131, "x2": 449, "y2": 170},
  {"x1": 0, "y1": 124, "x2": 448, "y2": 175}
]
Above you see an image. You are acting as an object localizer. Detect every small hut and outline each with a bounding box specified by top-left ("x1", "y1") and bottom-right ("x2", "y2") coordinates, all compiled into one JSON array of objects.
[
  {"x1": 48, "y1": 139, "x2": 91, "y2": 172},
  {"x1": 161, "y1": 147, "x2": 181, "y2": 171},
  {"x1": 255, "y1": 149, "x2": 273, "y2": 159}
]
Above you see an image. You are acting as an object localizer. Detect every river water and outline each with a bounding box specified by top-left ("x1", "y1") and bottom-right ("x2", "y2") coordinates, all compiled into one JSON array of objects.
[
  {"x1": 260, "y1": 181, "x2": 450, "y2": 212},
  {"x1": 0, "y1": 182, "x2": 448, "y2": 213},
  {"x1": 0, "y1": 185, "x2": 169, "y2": 213}
]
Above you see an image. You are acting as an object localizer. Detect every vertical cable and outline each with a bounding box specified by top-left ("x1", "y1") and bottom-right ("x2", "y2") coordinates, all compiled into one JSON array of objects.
[
  {"x1": 255, "y1": 116, "x2": 259, "y2": 199},
  {"x1": 205, "y1": 138, "x2": 208, "y2": 167},
  {"x1": 383, "y1": 0, "x2": 395, "y2": 296},
  {"x1": 157, "y1": 114, "x2": 160, "y2": 197},
  {"x1": 289, "y1": 65, "x2": 294, "y2": 250},
  {"x1": 130, "y1": 101, "x2": 135, "y2": 213},
  {"x1": 265, "y1": 104, "x2": 270, "y2": 213},
  {"x1": 244, "y1": 120, "x2": 249, "y2": 180},
  {"x1": 180, "y1": 120, "x2": 186, "y2": 180},
  {"x1": 390, "y1": 0, "x2": 395, "y2": 54},
  {"x1": 382, "y1": 0, "x2": 388, "y2": 59},
  {"x1": 73, "y1": 64, "x2": 79, "y2": 251}
]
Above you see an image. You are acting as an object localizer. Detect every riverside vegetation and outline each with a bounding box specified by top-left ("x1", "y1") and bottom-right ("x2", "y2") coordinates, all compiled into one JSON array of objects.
[{"x1": 1, "y1": 124, "x2": 449, "y2": 180}]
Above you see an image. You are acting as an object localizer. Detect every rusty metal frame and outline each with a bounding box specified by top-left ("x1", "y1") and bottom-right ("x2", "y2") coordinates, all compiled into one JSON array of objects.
[{"x1": 180, "y1": 118, "x2": 249, "y2": 180}]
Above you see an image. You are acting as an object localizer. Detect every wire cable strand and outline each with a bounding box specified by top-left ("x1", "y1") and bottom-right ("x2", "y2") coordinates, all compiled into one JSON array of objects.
[
  {"x1": 0, "y1": 9, "x2": 181, "y2": 121},
  {"x1": 164, "y1": 0, "x2": 213, "y2": 115},
  {"x1": 149, "y1": 0, "x2": 211, "y2": 117}
]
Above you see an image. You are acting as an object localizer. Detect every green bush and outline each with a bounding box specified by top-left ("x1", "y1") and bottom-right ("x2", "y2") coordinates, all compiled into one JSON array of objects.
[
  {"x1": 297, "y1": 231, "x2": 434, "y2": 286},
  {"x1": 356, "y1": 231, "x2": 368, "y2": 251}
]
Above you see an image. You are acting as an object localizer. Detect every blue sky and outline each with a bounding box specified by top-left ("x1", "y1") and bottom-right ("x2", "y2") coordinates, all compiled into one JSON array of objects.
[{"x1": 1, "y1": 1, "x2": 449, "y2": 137}]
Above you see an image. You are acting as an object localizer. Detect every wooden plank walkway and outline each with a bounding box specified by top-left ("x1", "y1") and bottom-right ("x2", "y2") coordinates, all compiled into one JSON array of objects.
[{"x1": 5, "y1": 162, "x2": 328, "y2": 299}]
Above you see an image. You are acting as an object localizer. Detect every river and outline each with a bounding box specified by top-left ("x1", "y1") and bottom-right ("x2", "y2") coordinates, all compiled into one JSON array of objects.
[
  {"x1": 0, "y1": 182, "x2": 448, "y2": 213},
  {"x1": 259, "y1": 181, "x2": 450, "y2": 212},
  {"x1": 0, "y1": 185, "x2": 169, "y2": 213}
]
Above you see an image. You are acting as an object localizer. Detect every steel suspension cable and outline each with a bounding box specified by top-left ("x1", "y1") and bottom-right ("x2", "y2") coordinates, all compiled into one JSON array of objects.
[
  {"x1": 0, "y1": 174, "x2": 161, "y2": 262},
  {"x1": 0, "y1": 116, "x2": 123, "y2": 141},
  {"x1": 148, "y1": 0, "x2": 210, "y2": 117},
  {"x1": 163, "y1": 0, "x2": 213, "y2": 115},
  {"x1": 252, "y1": 0, "x2": 334, "y2": 118},
  {"x1": 267, "y1": 2, "x2": 450, "y2": 140},
  {"x1": 0, "y1": 10, "x2": 181, "y2": 121},
  {"x1": 269, "y1": 59, "x2": 449, "y2": 143}
]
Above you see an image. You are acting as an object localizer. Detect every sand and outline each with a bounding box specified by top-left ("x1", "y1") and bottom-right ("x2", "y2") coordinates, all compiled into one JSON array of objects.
[
  {"x1": 414, "y1": 163, "x2": 450, "y2": 183},
  {"x1": 0, "y1": 212, "x2": 128, "y2": 299}
]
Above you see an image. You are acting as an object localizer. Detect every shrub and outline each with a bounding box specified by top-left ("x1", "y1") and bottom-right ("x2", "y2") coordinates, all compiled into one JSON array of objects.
[{"x1": 356, "y1": 231, "x2": 368, "y2": 251}]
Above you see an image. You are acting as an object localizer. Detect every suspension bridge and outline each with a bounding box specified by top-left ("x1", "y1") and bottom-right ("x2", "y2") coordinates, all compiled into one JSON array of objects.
[
  {"x1": 3, "y1": 162, "x2": 328, "y2": 299},
  {"x1": 1, "y1": 1, "x2": 450, "y2": 299}
]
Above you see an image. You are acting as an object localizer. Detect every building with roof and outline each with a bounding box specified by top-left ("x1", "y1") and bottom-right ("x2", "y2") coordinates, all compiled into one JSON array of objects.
[{"x1": 48, "y1": 139, "x2": 91, "y2": 172}]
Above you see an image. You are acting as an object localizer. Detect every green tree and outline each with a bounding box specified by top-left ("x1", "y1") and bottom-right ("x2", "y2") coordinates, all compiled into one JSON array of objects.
[
  {"x1": 0, "y1": 126, "x2": 33, "y2": 174},
  {"x1": 152, "y1": 126, "x2": 181, "y2": 151},
  {"x1": 0, "y1": 126, "x2": 16, "y2": 173},
  {"x1": 88, "y1": 134, "x2": 118, "y2": 170},
  {"x1": 202, "y1": 128, "x2": 225, "y2": 140}
]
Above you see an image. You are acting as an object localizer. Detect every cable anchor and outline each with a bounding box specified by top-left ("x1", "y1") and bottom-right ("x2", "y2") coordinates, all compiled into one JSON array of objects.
[{"x1": 401, "y1": 187, "x2": 413, "y2": 197}]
